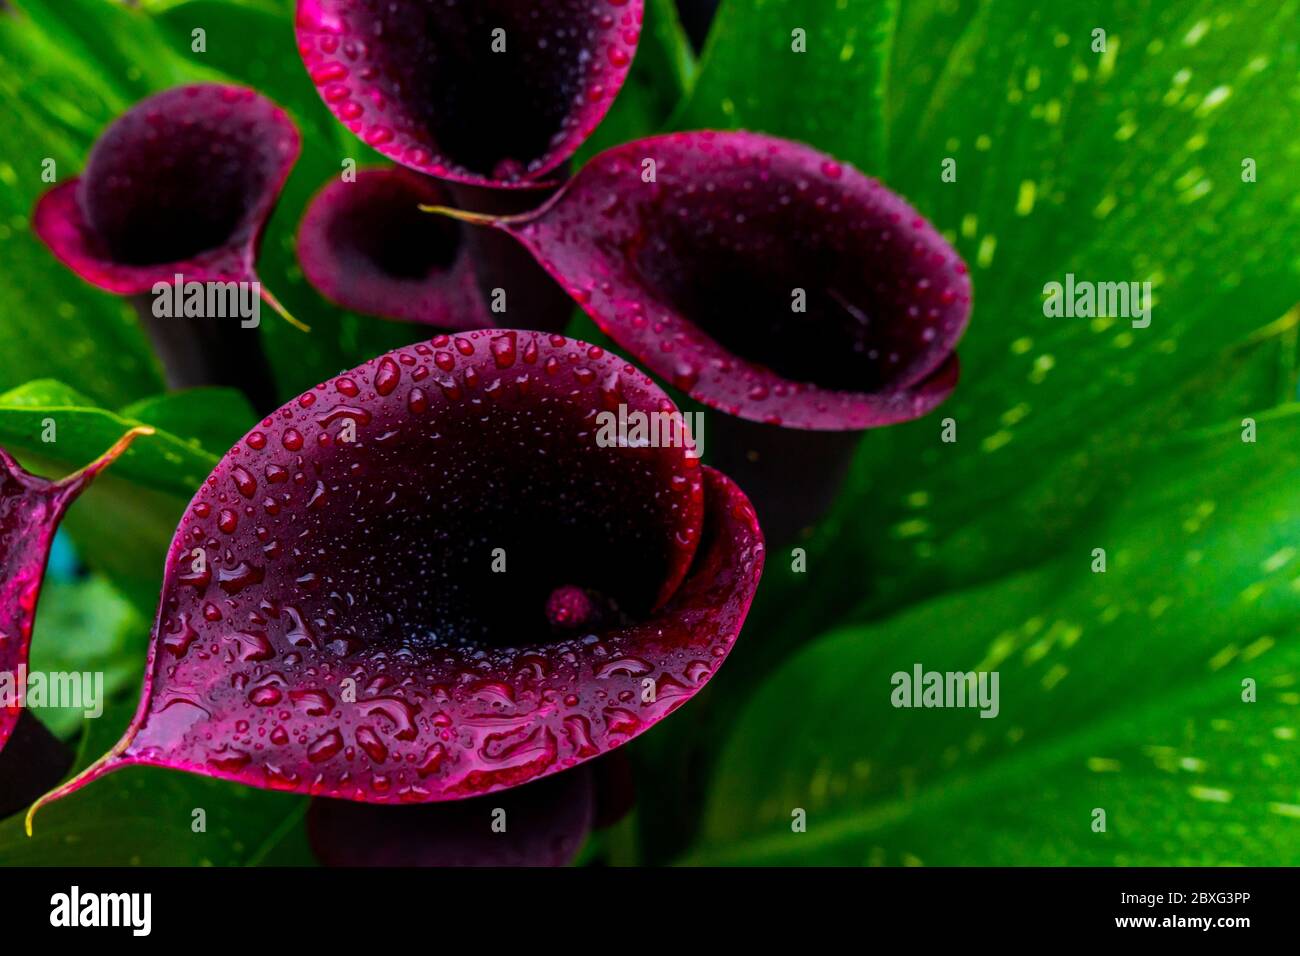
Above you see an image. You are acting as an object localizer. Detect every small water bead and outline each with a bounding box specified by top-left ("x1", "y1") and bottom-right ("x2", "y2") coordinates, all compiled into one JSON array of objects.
[
  {"x1": 491, "y1": 331, "x2": 518, "y2": 369},
  {"x1": 230, "y1": 466, "x2": 257, "y2": 498},
  {"x1": 374, "y1": 356, "x2": 401, "y2": 395}
]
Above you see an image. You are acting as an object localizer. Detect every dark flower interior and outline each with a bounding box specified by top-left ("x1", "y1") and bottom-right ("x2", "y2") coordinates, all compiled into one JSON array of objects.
[
  {"x1": 26, "y1": 336, "x2": 763, "y2": 812},
  {"x1": 508, "y1": 132, "x2": 970, "y2": 429},
  {"x1": 297, "y1": 167, "x2": 490, "y2": 328},
  {"x1": 245, "y1": 339, "x2": 701, "y2": 657},
  {"x1": 297, "y1": 0, "x2": 640, "y2": 184},
  {"x1": 78, "y1": 85, "x2": 295, "y2": 265},
  {"x1": 364, "y1": 1, "x2": 577, "y2": 178},
  {"x1": 632, "y1": 196, "x2": 953, "y2": 394},
  {"x1": 323, "y1": 169, "x2": 461, "y2": 280}
]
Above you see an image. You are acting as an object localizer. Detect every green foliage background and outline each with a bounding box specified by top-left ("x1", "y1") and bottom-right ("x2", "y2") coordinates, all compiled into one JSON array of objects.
[{"x1": 0, "y1": 0, "x2": 1298, "y2": 865}]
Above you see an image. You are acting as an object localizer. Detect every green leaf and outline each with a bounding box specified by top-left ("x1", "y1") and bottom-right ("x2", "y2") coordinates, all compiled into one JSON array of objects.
[
  {"x1": 0, "y1": 1, "x2": 176, "y2": 407},
  {"x1": 691, "y1": 408, "x2": 1300, "y2": 863},
  {"x1": 672, "y1": 0, "x2": 897, "y2": 173},
  {"x1": 686, "y1": 407, "x2": 1300, "y2": 865},
  {"x1": 0, "y1": 379, "x2": 240, "y2": 494},
  {"x1": 631, "y1": 4, "x2": 1300, "y2": 864},
  {"x1": 0, "y1": 380, "x2": 253, "y2": 613},
  {"x1": 752, "y1": 0, "x2": 1300, "y2": 642},
  {"x1": 119, "y1": 388, "x2": 255, "y2": 458},
  {"x1": 27, "y1": 575, "x2": 149, "y2": 740},
  {"x1": 0, "y1": 698, "x2": 313, "y2": 865},
  {"x1": 138, "y1": 0, "x2": 289, "y2": 20}
]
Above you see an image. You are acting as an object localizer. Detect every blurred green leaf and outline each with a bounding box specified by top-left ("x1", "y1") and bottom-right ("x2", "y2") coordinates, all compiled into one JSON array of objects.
[
  {"x1": 28, "y1": 575, "x2": 148, "y2": 739},
  {"x1": 687, "y1": 407, "x2": 1300, "y2": 865},
  {"x1": 0, "y1": 0, "x2": 180, "y2": 407},
  {"x1": 672, "y1": 0, "x2": 897, "y2": 173},
  {"x1": 138, "y1": 0, "x2": 286, "y2": 13}
]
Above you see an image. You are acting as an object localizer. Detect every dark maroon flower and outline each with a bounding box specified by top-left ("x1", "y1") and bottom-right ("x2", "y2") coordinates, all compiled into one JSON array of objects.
[
  {"x1": 32, "y1": 83, "x2": 304, "y2": 412},
  {"x1": 433, "y1": 130, "x2": 970, "y2": 431},
  {"x1": 297, "y1": 167, "x2": 491, "y2": 328},
  {"x1": 308, "y1": 764, "x2": 594, "y2": 866},
  {"x1": 425, "y1": 130, "x2": 971, "y2": 539},
  {"x1": 588, "y1": 747, "x2": 636, "y2": 830},
  {"x1": 28, "y1": 331, "x2": 763, "y2": 825},
  {"x1": 0, "y1": 429, "x2": 151, "y2": 754},
  {"x1": 295, "y1": 0, "x2": 644, "y2": 188},
  {"x1": 33, "y1": 84, "x2": 300, "y2": 305},
  {"x1": 0, "y1": 712, "x2": 72, "y2": 821}
]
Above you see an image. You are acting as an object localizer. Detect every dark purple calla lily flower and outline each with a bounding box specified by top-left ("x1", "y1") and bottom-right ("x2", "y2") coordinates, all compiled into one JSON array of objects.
[
  {"x1": 433, "y1": 131, "x2": 970, "y2": 431},
  {"x1": 33, "y1": 84, "x2": 300, "y2": 305},
  {"x1": 308, "y1": 763, "x2": 594, "y2": 866},
  {"x1": 295, "y1": 0, "x2": 644, "y2": 189},
  {"x1": 28, "y1": 331, "x2": 762, "y2": 825},
  {"x1": 297, "y1": 167, "x2": 492, "y2": 328},
  {"x1": 0, "y1": 433, "x2": 149, "y2": 818},
  {"x1": 427, "y1": 130, "x2": 971, "y2": 539},
  {"x1": 32, "y1": 83, "x2": 304, "y2": 412},
  {"x1": 0, "y1": 430, "x2": 151, "y2": 754}
]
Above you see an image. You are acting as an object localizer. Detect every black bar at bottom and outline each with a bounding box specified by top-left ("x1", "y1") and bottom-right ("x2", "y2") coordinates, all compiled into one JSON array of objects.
[{"x1": 0, "y1": 866, "x2": 1284, "y2": 940}]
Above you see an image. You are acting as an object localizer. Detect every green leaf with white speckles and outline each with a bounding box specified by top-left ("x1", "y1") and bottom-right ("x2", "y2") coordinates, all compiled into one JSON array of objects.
[
  {"x1": 754, "y1": 0, "x2": 1300, "y2": 642},
  {"x1": 27, "y1": 575, "x2": 149, "y2": 740},
  {"x1": 686, "y1": 406, "x2": 1300, "y2": 865},
  {"x1": 671, "y1": 0, "x2": 897, "y2": 174},
  {"x1": 622, "y1": 0, "x2": 1300, "y2": 865}
]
